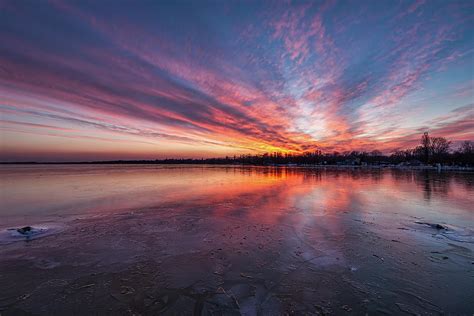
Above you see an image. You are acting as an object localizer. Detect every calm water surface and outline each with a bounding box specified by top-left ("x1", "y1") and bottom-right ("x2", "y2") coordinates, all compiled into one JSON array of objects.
[{"x1": 0, "y1": 164, "x2": 473, "y2": 315}]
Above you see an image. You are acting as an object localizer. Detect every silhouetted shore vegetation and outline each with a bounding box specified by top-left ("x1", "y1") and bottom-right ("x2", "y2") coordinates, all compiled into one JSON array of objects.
[{"x1": 2, "y1": 133, "x2": 473, "y2": 168}]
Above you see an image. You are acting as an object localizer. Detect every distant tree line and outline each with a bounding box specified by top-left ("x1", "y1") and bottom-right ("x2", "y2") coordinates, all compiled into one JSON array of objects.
[
  {"x1": 390, "y1": 132, "x2": 472, "y2": 165},
  {"x1": 4, "y1": 132, "x2": 471, "y2": 166},
  {"x1": 154, "y1": 132, "x2": 473, "y2": 167}
]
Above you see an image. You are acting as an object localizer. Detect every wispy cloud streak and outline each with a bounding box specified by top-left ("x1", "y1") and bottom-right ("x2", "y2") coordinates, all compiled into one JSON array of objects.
[{"x1": 0, "y1": 0, "x2": 472, "y2": 160}]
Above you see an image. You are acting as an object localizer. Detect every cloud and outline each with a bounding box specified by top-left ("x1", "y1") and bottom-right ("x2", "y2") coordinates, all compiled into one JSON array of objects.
[{"x1": 0, "y1": 0, "x2": 472, "y2": 159}]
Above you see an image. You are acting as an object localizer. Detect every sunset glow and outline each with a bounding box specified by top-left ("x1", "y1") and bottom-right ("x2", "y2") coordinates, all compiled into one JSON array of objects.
[{"x1": 1, "y1": 0, "x2": 473, "y2": 161}]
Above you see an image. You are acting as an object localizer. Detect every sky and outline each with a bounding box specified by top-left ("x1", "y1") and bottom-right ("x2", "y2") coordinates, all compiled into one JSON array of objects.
[{"x1": 0, "y1": 0, "x2": 473, "y2": 161}]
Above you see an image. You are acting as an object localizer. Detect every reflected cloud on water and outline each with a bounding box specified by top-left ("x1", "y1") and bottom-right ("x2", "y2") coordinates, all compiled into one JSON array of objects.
[{"x1": 0, "y1": 165, "x2": 473, "y2": 314}]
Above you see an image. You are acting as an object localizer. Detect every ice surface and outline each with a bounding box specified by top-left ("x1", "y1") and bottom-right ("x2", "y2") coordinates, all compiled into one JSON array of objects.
[{"x1": 0, "y1": 165, "x2": 473, "y2": 314}]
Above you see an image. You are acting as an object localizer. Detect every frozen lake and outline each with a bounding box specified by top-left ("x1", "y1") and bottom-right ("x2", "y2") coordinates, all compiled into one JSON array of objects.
[{"x1": 0, "y1": 164, "x2": 473, "y2": 314}]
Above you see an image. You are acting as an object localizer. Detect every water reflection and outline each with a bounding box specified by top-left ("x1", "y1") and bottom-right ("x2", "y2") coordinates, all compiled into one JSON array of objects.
[
  {"x1": 1, "y1": 165, "x2": 473, "y2": 225},
  {"x1": 0, "y1": 165, "x2": 473, "y2": 314}
]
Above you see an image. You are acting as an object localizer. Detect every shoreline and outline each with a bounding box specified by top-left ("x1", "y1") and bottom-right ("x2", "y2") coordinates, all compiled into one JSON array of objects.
[{"x1": 1, "y1": 162, "x2": 474, "y2": 172}]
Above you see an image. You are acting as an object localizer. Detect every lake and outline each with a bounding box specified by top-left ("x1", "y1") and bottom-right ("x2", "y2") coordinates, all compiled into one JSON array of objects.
[{"x1": 0, "y1": 164, "x2": 473, "y2": 315}]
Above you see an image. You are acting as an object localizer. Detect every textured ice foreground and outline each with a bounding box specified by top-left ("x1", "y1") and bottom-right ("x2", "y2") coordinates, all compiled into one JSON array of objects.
[{"x1": 0, "y1": 165, "x2": 473, "y2": 315}]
